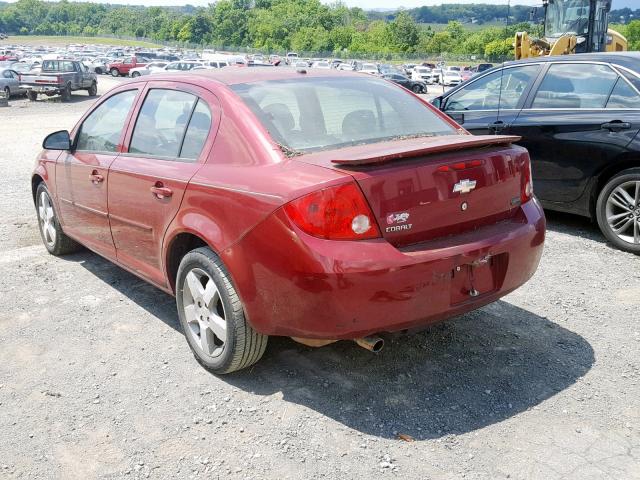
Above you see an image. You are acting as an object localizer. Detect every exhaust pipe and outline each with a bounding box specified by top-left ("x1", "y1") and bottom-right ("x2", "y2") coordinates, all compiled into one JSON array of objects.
[{"x1": 355, "y1": 336, "x2": 384, "y2": 353}]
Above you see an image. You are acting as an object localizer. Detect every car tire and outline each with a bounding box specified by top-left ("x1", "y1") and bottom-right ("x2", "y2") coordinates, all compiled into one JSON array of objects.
[
  {"x1": 176, "y1": 247, "x2": 268, "y2": 374},
  {"x1": 596, "y1": 168, "x2": 640, "y2": 254},
  {"x1": 35, "y1": 183, "x2": 82, "y2": 256},
  {"x1": 3, "y1": 86, "x2": 10, "y2": 99},
  {"x1": 131, "y1": 71, "x2": 140, "y2": 78},
  {"x1": 27, "y1": 90, "x2": 37, "y2": 101},
  {"x1": 87, "y1": 82, "x2": 97, "y2": 96},
  {"x1": 411, "y1": 84, "x2": 422, "y2": 94},
  {"x1": 95, "y1": 67, "x2": 102, "y2": 75},
  {"x1": 110, "y1": 68, "x2": 119, "y2": 77},
  {"x1": 61, "y1": 84, "x2": 72, "y2": 102}
]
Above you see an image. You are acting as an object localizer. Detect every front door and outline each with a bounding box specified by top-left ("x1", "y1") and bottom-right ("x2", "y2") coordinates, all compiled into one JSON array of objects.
[
  {"x1": 507, "y1": 62, "x2": 640, "y2": 205},
  {"x1": 441, "y1": 64, "x2": 541, "y2": 135},
  {"x1": 108, "y1": 83, "x2": 216, "y2": 287},
  {"x1": 55, "y1": 89, "x2": 139, "y2": 258}
]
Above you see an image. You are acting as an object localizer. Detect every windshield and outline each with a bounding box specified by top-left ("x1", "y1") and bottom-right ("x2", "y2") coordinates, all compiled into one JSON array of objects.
[
  {"x1": 232, "y1": 77, "x2": 456, "y2": 154},
  {"x1": 545, "y1": 0, "x2": 591, "y2": 37}
]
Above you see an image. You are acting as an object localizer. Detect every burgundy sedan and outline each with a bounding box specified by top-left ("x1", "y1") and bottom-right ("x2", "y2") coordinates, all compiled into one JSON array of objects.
[{"x1": 32, "y1": 69, "x2": 545, "y2": 374}]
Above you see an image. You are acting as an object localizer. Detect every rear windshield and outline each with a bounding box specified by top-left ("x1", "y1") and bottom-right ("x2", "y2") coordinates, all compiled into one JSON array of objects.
[{"x1": 232, "y1": 77, "x2": 456, "y2": 153}]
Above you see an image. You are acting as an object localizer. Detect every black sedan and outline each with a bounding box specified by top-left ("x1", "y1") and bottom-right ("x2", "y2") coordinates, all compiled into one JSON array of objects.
[
  {"x1": 432, "y1": 52, "x2": 640, "y2": 254},
  {"x1": 382, "y1": 73, "x2": 427, "y2": 94}
]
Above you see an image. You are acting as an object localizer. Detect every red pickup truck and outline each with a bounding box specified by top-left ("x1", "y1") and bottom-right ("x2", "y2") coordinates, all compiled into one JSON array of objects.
[{"x1": 107, "y1": 56, "x2": 148, "y2": 77}]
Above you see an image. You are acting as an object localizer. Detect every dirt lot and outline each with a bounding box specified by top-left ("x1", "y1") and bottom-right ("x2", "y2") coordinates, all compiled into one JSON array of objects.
[{"x1": 0, "y1": 77, "x2": 639, "y2": 480}]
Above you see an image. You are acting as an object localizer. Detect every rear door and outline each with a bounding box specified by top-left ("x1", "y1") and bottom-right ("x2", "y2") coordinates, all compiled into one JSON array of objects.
[
  {"x1": 55, "y1": 88, "x2": 140, "y2": 258},
  {"x1": 441, "y1": 64, "x2": 541, "y2": 135},
  {"x1": 507, "y1": 62, "x2": 640, "y2": 204},
  {"x1": 107, "y1": 81, "x2": 218, "y2": 287}
]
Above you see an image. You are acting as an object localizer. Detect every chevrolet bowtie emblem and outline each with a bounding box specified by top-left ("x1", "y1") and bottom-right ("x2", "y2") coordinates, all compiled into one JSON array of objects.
[{"x1": 453, "y1": 179, "x2": 477, "y2": 194}]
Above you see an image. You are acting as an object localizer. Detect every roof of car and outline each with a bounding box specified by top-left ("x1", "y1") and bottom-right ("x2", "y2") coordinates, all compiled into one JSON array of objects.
[
  {"x1": 149, "y1": 67, "x2": 363, "y2": 86},
  {"x1": 504, "y1": 52, "x2": 640, "y2": 69}
]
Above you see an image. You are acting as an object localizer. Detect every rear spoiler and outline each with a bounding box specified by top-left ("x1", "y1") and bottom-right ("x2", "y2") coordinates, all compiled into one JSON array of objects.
[{"x1": 331, "y1": 135, "x2": 521, "y2": 166}]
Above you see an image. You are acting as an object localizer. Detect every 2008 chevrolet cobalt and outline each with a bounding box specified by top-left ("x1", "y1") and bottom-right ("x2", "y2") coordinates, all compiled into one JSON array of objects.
[{"x1": 32, "y1": 69, "x2": 545, "y2": 373}]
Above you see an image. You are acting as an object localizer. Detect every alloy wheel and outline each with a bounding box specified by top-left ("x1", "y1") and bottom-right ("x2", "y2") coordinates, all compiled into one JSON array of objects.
[
  {"x1": 605, "y1": 180, "x2": 640, "y2": 245},
  {"x1": 38, "y1": 191, "x2": 56, "y2": 248},
  {"x1": 182, "y1": 268, "x2": 227, "y2": 358}
]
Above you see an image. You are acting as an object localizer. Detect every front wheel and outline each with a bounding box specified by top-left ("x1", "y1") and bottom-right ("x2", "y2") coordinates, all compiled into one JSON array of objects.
[
  {"x1": 412, "y1": 84, "x2": 422, "y2": 94},
  {"x1": 596, "y1": 168, "x2": 640, "y2": 254},
  {"x1": 95, "y1": 67, "x2": 102, "y2": 75},
  {"x1": 35, "y1": 183, "x2": 82, "y2": 256},
  {"x1": 131, "y1": 71, "x2": 140, "y2": 78},
  {"x1": 110, "y1": 68, "x2": 119, "y2": 77},
  {"x1": 176, "y1": 247, "x2": 268, "y2": 374},
  {"x1": 27, "y1": 91, "x2": 38, "y2": 101}
]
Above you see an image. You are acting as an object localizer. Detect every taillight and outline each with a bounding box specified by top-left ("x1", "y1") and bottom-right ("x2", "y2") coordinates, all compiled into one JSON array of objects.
[
  {"x1": 283, "y1": 182, "x2": 381, "y2": 240},
  {"x1": 521, "y1": 156, "x2": 533, "y2": 203}
]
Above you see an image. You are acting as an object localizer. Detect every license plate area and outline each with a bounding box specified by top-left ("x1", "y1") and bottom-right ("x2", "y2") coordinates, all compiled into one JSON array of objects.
[{"x1": 450, "y1": 253, "x2": 508, "y2": 306}]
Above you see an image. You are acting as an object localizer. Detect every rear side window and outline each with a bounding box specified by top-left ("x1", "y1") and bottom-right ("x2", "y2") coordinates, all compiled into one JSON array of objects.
[
  {"x1": 180, "y1": 100, "x2": 212, "y2": 160},
  {"x1": 606, "y1": 77, "x2": 640, "y2": 109},
  {"x1": 129, "y1": 89, "x2": 197, "y2": 158},
  {"x1": 76, "y1": 90, "x2": 137, "y2": 152},
  {"x1": 232, "y1": 77, "x2": 455, "y2": 153},
  {"x1": 531, "y1": 63, "x2": 618, "y2": 109}
]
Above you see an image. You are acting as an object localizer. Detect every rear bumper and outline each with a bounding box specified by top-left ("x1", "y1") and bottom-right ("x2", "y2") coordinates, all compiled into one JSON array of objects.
[
  {"x1": 24, "y1": 85, "x2": 63, "y2": 93},
  {"x1": 223, "y1": 198, "x2": 545, "y2": 339}
]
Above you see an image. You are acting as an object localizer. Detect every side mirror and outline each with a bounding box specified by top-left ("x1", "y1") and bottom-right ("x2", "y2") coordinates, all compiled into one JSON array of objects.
[
  {"x1": 43, "y1": 130, "x2": 71, "y2": 150},
  {"x1": 431, "y1": 96, "x2": 443, "y2": 109},
  {"x1": 447, "y1": 113, "x2": 465, "y2": 125}
]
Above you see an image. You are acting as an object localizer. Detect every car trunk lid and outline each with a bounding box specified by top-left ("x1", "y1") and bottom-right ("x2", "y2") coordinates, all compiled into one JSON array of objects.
[{"x1": 297, "y1": 135, "x2": 529, "y2": 247}]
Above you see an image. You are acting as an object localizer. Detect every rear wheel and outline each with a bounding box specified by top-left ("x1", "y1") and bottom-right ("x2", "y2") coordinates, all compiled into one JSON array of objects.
[
  {"x1": 131, "y1": 71, "x2": 140, "y2": 78},
  {"x1": 412, "y1": 84, "x2": 422, "y2": 94},
  {"x1": 61, "y1": 84, "x2": 72, "y2": 102},
  {"x1": 95, "y1": 67, "x2": 102, "y2": 75},
  {"x1": 27, "y1": 91, "x2": 38, "y2": 101},
  {"x1": 87, "y1": 82, "x2": 97, "y2": 96},
  {"x1": 35, "y1": 183, "x2": 82, "y2": 256},
  {"x1": 176, "y1": 247, "x2": 268, "y2": 374},
  {"x1": 110, "y1": 68, "x2": 119, "y2": 77},
  {"x1": 3, "y1": 86, "x2": 9, "y2": 99},
  {"x1": 596, "y1": 168, "x2": 640, "y2": 254}
]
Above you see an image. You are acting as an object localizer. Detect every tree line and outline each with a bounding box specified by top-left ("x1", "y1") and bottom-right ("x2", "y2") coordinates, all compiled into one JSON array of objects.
[{"x1": 0, "y1": 0, "x2": 637, "y2": 59}]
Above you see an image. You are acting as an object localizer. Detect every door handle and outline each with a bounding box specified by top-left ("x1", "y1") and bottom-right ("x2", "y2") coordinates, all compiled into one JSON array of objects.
[
  {"x1": 150, "y1": 184, "x2": 173, "y2": 199},
  {"x1": 488, "y1": 120, "x2": 505, "y2": 133},
  {"x1": 601, "y1": 121, "x2": 631, "y2": 132},
  {"x1": 90, "y1": 171, "x2": 104, "y2": 184}
]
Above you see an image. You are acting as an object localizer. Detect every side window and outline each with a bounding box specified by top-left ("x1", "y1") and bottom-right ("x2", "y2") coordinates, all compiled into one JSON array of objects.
[
  {"x1": 76, "y1": 90, "x2": 138, "y2": 152},
  {"x1": 129, "y1": 89, "x2": 197, "y2": 158},
  {"x1": 3, "y1": 71, "x2": 11, "y2": 79},
  {"x1": 445, "y1": 65, "x2": 539, "y2": 111},
  {"x1": 180, "y1": 100, "x2": 212, "y2": 160},
  {"x1": 532, "y1": 63, "x2": 618, "y2": 109},
  {"x1": 606, "y1": 77, "x2": 640, "y2": 109}
]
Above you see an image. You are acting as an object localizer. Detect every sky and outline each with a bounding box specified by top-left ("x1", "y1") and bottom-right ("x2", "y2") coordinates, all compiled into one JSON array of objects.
[{"x1": 2, "y1": 0, "x2": 636, "y2": 10}]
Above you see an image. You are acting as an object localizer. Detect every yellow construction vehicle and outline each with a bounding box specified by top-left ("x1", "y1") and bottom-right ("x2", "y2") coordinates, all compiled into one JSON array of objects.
[{"x1": 515, "y1": 0, "x2": 627, "y2": 59}]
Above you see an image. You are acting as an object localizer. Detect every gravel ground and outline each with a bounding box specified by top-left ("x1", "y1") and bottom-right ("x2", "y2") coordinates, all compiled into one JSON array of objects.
[{"x1": 0, "y1": 77, "x2": 639, "y2": 480}]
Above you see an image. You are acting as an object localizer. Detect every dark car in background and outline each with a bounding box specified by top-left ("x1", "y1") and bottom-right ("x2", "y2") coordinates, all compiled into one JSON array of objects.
[
  {"x1": 382, "y1": 72, "x2": 427, "y2": 93},
  {"x1": 433, "y1": 53, "x2": 640, "y2": 253}
]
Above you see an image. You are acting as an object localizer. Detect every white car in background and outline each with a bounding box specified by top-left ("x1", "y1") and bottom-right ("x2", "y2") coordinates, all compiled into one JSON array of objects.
[
  {"x1": 441, "y1": 69, "x2": 462, "y2": 86},
  {"x1": 150, "y1": 61, "x2": 204, "y2": 74},
  {"x1": 311, "y1": 61, "x2": 331, "y2": 69},
  {"x1": 129, "y1": 61, "x2": 168, "y2": 77},
  {"x1": 412, "y1": 66, "x2": 439, "y2": 84},
  {"x1": 359, "y1": 63, "x2": 379, "y2": 75}
]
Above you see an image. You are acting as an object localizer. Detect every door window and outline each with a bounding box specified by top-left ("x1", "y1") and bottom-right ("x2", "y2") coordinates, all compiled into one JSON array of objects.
[
  {"x1": 76, "y1": 90, "x2": 138, "y2": 152},
  {"x1": 180, "y1": 100, "x2": 212, "y2": 160},
  {"x1": 606, "y1": 78, "x2": 640, "y2": 109},
  {"x1": 444, "y1": 65, "x2": 539, "y2": 111},
  {"x1": 531, "y1": 63, "x2": 618, "y2": 109},
  {"x1": 129, "y1": 89, "x2": 198, "y2": 158}
]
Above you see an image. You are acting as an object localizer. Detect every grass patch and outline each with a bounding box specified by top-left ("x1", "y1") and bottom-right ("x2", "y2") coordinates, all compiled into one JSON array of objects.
[{"x1": 0, "y1": 35, "x2": 162, "y2": 48}]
